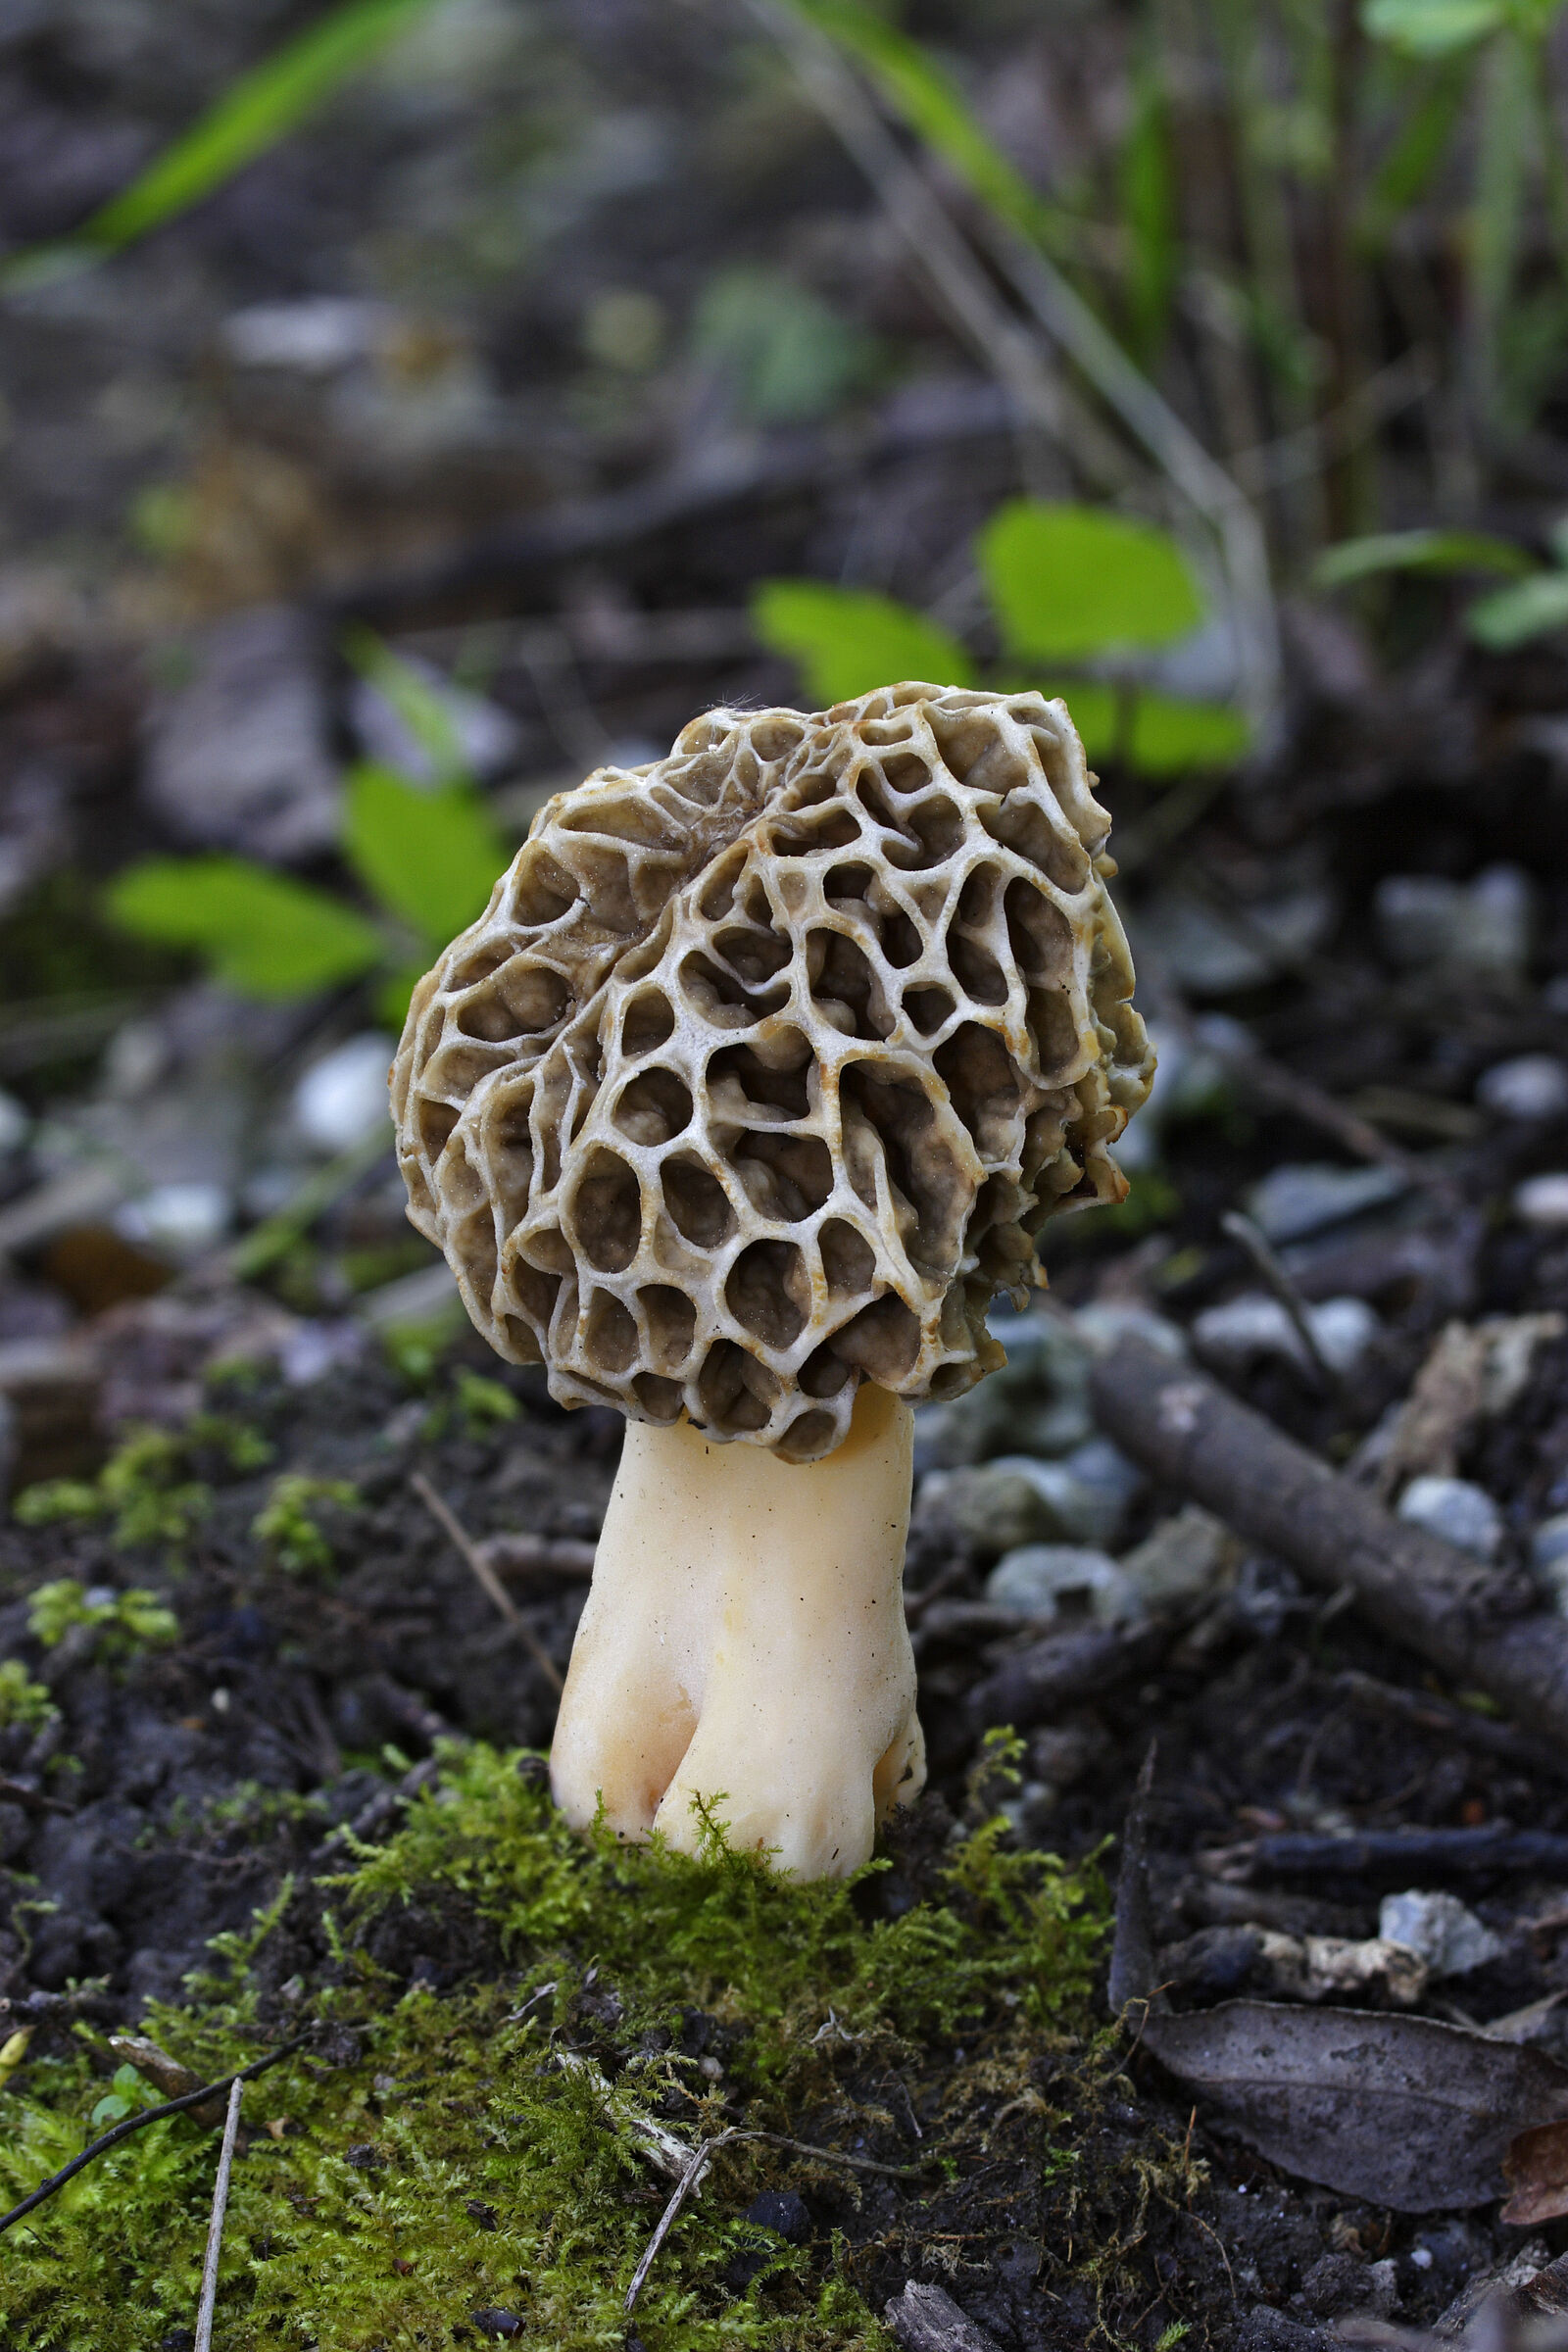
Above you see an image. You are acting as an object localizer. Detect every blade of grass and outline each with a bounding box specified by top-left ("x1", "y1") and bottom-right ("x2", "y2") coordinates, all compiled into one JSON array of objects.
[
  {"x1": 0, "y1": 0, "x2": 444, "y2": 293},
  {"x1": 784, "y1": 0, "x2": 1080, "y2": 264},
  {"x1": 767, "y1": 0, "x2": 1282, "y2": 730}
]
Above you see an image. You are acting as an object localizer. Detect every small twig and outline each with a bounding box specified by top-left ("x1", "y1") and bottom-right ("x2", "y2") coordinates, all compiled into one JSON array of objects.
[
  {"x1": 624, "y1": 2126, "x2": 933, "y2": 2314},
  {"x1": 411, "y1": 1472, "x2": 564, "y2": 1695},
  {"x1": 193, "y1": 2078, "x2": 243, "y2": 2352},
  {"x1": 0, "y1": 2038, "x2": 302, "y2": 2237},
  {"x1": 1220, "y1": 1208, "x2": 1348, "y2": 1399}
]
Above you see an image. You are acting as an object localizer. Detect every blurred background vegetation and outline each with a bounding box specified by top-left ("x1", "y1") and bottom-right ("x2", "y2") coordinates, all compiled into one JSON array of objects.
[{"x1": 0, "y1": 0, "x2": 1566, "y2": 1327}]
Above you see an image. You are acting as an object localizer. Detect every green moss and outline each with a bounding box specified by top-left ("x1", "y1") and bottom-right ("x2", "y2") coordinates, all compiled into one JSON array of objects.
[
  {"x1": 0, "y1": 1660, "x2": 57, "y2": 1732},
  {"x1": 252, "y1": 1474, "x2": 362, "y2": 1576},
  {"x1": 24, "y1": 1578, "x2": 178, "y2": 1659},
  {"x1": 14, "y1": 1413, "x2": 273, "y2": 1555},
  {"x1": 0, "y1": 1741, "x2": 1107, "y2": 2350}
]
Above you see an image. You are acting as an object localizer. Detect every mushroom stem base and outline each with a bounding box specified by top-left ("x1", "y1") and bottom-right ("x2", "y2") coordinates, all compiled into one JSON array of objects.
[{"x1": 549, "y1": 1383, "x2": 924, "y2": 1879}]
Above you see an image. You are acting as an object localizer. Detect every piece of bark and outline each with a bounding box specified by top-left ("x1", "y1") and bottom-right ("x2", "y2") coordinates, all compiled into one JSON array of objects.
[
  {"x1": 883, "y1": 2281, "x2": 1005, "y2": 2352},
  {"x1": 1089, "y1": 1338, "x2": 1568, "y2": 1755}
]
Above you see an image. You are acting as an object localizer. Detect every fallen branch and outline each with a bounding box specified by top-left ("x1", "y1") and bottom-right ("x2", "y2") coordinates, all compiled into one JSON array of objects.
[
  {"x1": 1089, "y1": 1338, "x2": 1568, "y2": 1752},
  {"x1": 967, "y1": 1615, "x2": 1181, "y2": 1733},
  {"x1": 0, "y1": 2037, "x2": 302, "y2": 2237},
  {"x1": 1201, "y1": 1826, "x2": 1568, "y2": 1884},
  {"x1": 411, "y1": 1473, "x2": 564, "y2": 1696},
  {"x1": 192, "y1": 2078, "x2": 243, "y2": 2352}
]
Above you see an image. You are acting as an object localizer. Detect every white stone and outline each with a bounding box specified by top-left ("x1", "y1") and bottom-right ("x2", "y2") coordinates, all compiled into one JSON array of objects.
[
  {"x1": 115, "y1": 1180, "x2": 229, "y2": 1260},
  {"x1": 1396, "y1": 1475, "x2": 1503, "y2": 1562},
  {"x1": 293, "y1": 1033, "x2": 396, "y2": 1154},
  {"x1": 1245, "y1": 1161, "x2": 1408, "y2": 1245},
  {"x1": 1476, "y1": 1054, "x2": 1568, "y2": 1122},
  {"x1": 1376, "y1": 865, "x2": 1532, "y2": 973},
  {"x1": 1118, "y1": 1505, "x2": 1233, "y2": 1608},
  {"x1": 1515, "y1": 1172, "x2": 1568, "y2": 1229},
  {"x1": 1379, "y1": 1888, "x2": 1505, "y2": 1978},
  {"x1": 1193, "y1": 1291, "x2": 1378, "y2": 1377},
  {"x1": 986, "y1": 1544, "x2": 1136, "y2": 1623}
]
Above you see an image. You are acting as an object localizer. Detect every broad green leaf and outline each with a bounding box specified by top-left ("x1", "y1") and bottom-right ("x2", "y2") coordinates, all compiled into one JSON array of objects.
[
  {"x1": 1024, "y1": 680, "x2": 1120, "y2": 760},
  {"x1": 751, "y1": 582, "x2": 976, "y2": 707},
  {"x1": 1313, "y1": 528, "x2": 1534, "y2": 587},
  {"x1": 1467, "y1": 569, "x2": 1568, "y2": 647},
  {"x1": 1129, "y1": 695, "x2": 1251, "y2": 774},
  {"x1": 1362, "y1": 0, "x2": 1505, "y2": 56},
  {"x1": 107, "y1": 858, "x2": 382, "y2": 999},
  {"x1": 784, "y1": 0, "x2": 1075, "y2": 261},
  {"x1": 344, "y1": 764, "x2": 506, "y2": 947},
  {"x1": 1359, "y1": 61, "x2": 1470, "y2": 243},
  {"x1": 375, "y1": 959, "x2": 433, "y2": 1029},
  {"x1": 979, "y1": 502, "x2": 1205, "y2": 662}
]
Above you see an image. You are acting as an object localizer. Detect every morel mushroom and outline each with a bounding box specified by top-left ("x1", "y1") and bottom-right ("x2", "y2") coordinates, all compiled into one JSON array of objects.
[{"x1": 392, "y1": 682, "x2": 1152, "y2": 1876}]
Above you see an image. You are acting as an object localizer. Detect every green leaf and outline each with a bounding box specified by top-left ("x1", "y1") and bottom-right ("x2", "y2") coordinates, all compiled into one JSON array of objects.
[
  {"x1": 783, "y1": 0, "x2": 1075, "y2": 261},
  {"x1": 1, "y1": 0, "x2": 442, "y2": 289},
  {"x1": 1359, "y1": 60, "x2": 1470, "y2": 243},
  {"x1": 979, "y1": 502, "x2": 1205, "y2": 662},
  {"x1": 1024, "y1": 680, "x2": 1120, "y2": 760},
  {"x1": 106, "y1": 858, "x2": 383, "y2": 999},
  {"x1": 1312, "y1": 527, "x2": 1535, "y2": 587},
  {"x1": 1118, "y1": 60, "x2": 1177, "y2": 362},
  {"x1": 1362, "y1": 0, "x2": 1506, "y2": 56},
  {"x1": 1128, "y1": 695, "x2": 1251, "y2": 774},
  {"x1": 343, "y1": 764, "x2": 506, "y2": 947},
  {"x1": 1467, "y1": 569, "x2": 1568, "y2": 647},
  {"x1": 751, "y1": 582, "x2": 976, "y2": 707}
]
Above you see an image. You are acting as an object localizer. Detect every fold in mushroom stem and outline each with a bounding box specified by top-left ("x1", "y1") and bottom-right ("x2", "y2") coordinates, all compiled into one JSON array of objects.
[{"x1": 550, "y1": 1380, "x2": 924, "y2": 1879}]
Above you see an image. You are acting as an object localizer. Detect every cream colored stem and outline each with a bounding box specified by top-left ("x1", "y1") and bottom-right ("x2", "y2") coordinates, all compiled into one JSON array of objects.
[{"x1": 549, "y1": 1383, "x2": 924, "y2": 1879}]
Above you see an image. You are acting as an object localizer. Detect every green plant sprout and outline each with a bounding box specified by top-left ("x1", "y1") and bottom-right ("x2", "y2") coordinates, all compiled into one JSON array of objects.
[
  {"x1": 251, "y1": 1475, "x2": 362, "y2": 1577},
  {"x1": 1314, "y1": 517, "x2": 1568, "y2": 648},
  {"x1": 25, "y1": 1580, "x2": 178, "y2": 1660},
  {"x1": 0, "y1": 1662, "x2": 57, "y2": 1736},
  {"x1": 754, "y1": 500, "x2": 1250, "y2": 773},
  {"x1": 106, "y1": 639, "x2": 508, "y2": 1021}
]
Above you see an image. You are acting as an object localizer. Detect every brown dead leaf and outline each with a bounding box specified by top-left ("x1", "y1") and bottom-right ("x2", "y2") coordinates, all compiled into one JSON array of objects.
[
  {"x1": 1503, "y1": 2121, "x2": 1568, "y2": 2226},
  {"x1": 1142, "y1": 2000, "x2": 1568, "y2": 2210}
]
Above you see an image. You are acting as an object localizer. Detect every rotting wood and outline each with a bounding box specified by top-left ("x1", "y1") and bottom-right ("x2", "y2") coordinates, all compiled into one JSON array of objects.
[
  {"x1": 480, "y1": 1532, "x2": 596, "y2": 1582},
  {"x1": 883, "y1": 2279, "x2": 1006, "y2": 2352},
  {"x1": 1200, "y1": 1826, "x2": 1568, "y2": 1883},
  {"x1": 1089, "y1": 1337, "x2": 1568, "y2": 1754},
  {"x1": 967, "y1": 1615, "x2": 1182, "y2": 1733}
]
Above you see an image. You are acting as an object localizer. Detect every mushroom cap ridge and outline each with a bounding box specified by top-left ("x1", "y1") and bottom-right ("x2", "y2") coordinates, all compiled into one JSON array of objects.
[{"x1": 391, "y1": 681, "x2": 1153, "y2": 1463}]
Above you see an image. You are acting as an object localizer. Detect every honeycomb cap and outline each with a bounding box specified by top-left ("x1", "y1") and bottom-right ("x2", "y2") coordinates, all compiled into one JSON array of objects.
[{"x1": 391, "y1": 682, "x2": 1153, "y2": 1463}]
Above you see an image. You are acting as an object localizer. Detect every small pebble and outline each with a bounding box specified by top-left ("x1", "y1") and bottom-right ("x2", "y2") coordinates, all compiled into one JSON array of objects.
[
  {"x1": 985, "y1": 1544, "x2": 1135, "y2": 1623},
  {"x1": 293, "y1": 1032, "x2": 396, "y2": 1153},
  {"x1": 1396, "y1": 1475, "x2": 1503, "y2": 1563},
  {"x1": 1118, "y1": 1506, "x2": 1233, "y2": 1609},
  {"x1": 1531, "y1": 1512, "x2": 1568, "y2": 1611},
  {"x1": 1192, "y1": 1291, "x2": 1378, "y2": 1377},
  {"x1": 0, "y1": 1086, "x2": 28, "y2": 1153},
  {"x1": 1476, "y1": 1054, "x2": 1568, "y2": 1121},
  {"x1": 115, "y1": 1180, "x2": 230, "y2": 1261},
  {"x1": 1244, "y1": 1161, "x2": 1407, "y2": 1245},
  {"x1": 1374, "y1": 864, "x2": 1531, "y2": 973},
  {"x1": 1379, "y1": 1888, "x2": 1505, "y2": 1978},
  {"x1": 1514, "y1": 1172, "x2": 1568, "y2": 1229}
]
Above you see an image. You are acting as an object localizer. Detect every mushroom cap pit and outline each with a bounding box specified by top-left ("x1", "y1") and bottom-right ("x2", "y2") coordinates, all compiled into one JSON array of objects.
[{"x1": 392, "y1": 682, "x2": 1153, "y2": 1463}]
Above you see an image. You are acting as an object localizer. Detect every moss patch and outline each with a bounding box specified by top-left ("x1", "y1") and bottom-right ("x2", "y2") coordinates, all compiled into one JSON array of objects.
[{"x1": 0, "y1": 1741, "x2": 1109, "y2": 2350}]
